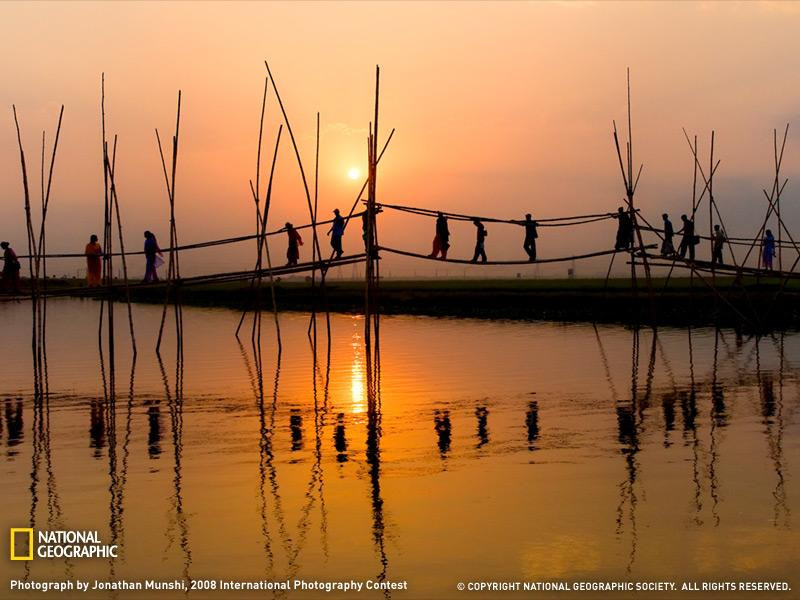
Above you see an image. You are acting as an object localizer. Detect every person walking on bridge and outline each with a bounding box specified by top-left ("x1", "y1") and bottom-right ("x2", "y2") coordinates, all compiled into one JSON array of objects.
[
  {"x1": 428, "y1": 212, "x2": 450, "y2": 260},
  {"x1": 522, "y1": 213, "x2": 538, "y2": 261},
  {"x1": 1, "y1": 241, "x2": 21, "y2": 294},
  {"x1": 285, "y1": 222, "x2": 303, "y2": 267},
  {"x1": 614, "y1": 206, "x2": 633, "y2": 251},
  {"x1": 470, "y1": 218, "x2": 488, "y2": 263},
  {"x1": 143, "y1": 230, "x2": 163, "y2": 283},
  {"x1": 661, "y1": 213, "x2": 675, "y2": 256},
  {"x1": 711, "y1": 224, "x2": 726, "y2": 267},
  {"x1": 85, "y1": 234, "x2": 103, "y2": 287},
  {"x1": 677, "y1": 214, "x2": 697, "y2": 261},
  {"x1": 327, "y1": 208, "x2": 345, "y2": 259},
  {"x1": 762, "y1": 229, "x2": 776, "y2": 271}
]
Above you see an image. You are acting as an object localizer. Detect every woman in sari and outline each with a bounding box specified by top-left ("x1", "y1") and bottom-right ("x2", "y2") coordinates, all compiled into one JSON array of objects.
[
  {"x1": 85, "y1": 234, "x2": 103, "y2": 287},
  {"x1": 285, "y1": 222, "x2": 303, "y2": 266},
  {"x1": 143, "y1": 230, "x2": 163, "y2": 283},
  {"x1": 1, "y1": 241, "x2": 21, "y2": 294}
]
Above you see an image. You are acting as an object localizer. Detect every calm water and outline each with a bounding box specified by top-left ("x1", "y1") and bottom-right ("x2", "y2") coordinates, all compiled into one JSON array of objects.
[{"x1": 1, "y1": 299, "x2": 798, "y2": 599}]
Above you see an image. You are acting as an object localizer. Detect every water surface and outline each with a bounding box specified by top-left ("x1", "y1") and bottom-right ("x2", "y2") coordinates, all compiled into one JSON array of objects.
[{"x1": 1, "y1": 299, "x2": 798, "y2": 598}]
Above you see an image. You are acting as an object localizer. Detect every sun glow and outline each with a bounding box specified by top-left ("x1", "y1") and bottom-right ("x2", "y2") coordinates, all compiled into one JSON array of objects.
[{"x1": 347, "y1": 167, "x2": 361, "y2": 180}]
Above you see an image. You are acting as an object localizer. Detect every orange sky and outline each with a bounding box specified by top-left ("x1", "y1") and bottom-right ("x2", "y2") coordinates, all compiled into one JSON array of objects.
[{"x1": 1, "y1": 1, "x2": 800, "y2": 278}]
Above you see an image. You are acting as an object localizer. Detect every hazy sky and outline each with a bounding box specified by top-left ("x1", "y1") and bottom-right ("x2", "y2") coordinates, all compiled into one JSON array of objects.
[{"x1": 2, "y1": 1, "x2": 800, "y2": 278}]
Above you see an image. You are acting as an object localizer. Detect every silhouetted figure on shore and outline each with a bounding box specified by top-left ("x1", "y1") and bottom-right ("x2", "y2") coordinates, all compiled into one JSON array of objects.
[
  {"x1": 711, "y1": 224, "x2": 726, "y2": 266},
  {"x1": 334, "y1": 412, "x2": 348, "y2": 463},
  {"x1": 434, "y1": 410, "x2": 451, "y2": 456},
  {"x1": 677, "y1": 214, "x2": 697, "y2": 261},
  {"x1": 661, "y1": 214, "x2": 675, "y2": 256},
  {"x1": 762, "y1": 229, "x2": 776, "y2": 271},
  {"x1": 1, "y1": 242, "x2": 21, "y2": 294},
  {"x1": 85, "y1": 234, "x2": 103, "y2": 287},
  {"x1": 142, "y1": 231, "x2": 163, "y2": 283},
  {"x1": 5, "y1": 399, "x2": 23, "y2": 456},
  {"x1": 290, "y1": 409, "x2": 303, "y2": 451},
  {"x1": 285, "y1": 222, "x2": 303, "y2": 267},
  {"x1": 327, "y1": 209, "x2": 345, "y2": 259},
  {"x1": 526, "y1": 401, "x2": 539, "y2": 450},
  {"x1": 470, "y1": 219, "x2": 488, "y2": 263},
  {"x1": 522, "y1": 214, "x2": 538, "y2": 261},
  {"x1": 147, "y1": 402, "x2": 162, "y2": 460},
  {"x1": 476, "y1": 406, "x2": 489, "y2": 447},
  {"x1": 614, "y1": 207, "x2": 633, "y2": 251}
]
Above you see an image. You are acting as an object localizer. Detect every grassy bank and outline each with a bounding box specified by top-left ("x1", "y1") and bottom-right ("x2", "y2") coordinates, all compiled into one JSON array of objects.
[{"x1": 114, "y1": 276, "x2": 799, "y2": 329}]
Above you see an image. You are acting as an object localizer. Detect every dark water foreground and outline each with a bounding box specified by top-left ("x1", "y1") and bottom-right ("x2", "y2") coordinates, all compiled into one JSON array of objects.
[{"x1": 0, "y1": 299, "x2": 798, "y2": 599}]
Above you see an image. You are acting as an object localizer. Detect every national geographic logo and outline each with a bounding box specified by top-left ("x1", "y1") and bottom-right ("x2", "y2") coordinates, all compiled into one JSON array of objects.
[
  {"x1": 9, "y1": 529, "x2": 117, "y2": 560},
  {"x1": 9, "y1": 528, "x2": 33, "y2": 561}
]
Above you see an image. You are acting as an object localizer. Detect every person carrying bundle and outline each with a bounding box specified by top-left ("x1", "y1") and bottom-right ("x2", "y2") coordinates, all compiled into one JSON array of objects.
[
  {"x1": 470, "y1": 218, "x2": 488, "y2": 263},
  {"x1": 428, "y1": 212, "x2": 450, "y2": 260}
]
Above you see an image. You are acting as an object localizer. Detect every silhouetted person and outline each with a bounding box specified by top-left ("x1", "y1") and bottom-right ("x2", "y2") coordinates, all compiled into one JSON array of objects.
[
  {"x1": 360, "y1": 207, "x2": 380, "y2": 257},
  {"x1": 475, "y1": 406, "x2": 489, "y2": 448},
  {"x1": 470, "y1": 219, "x2": 488, "y2": 263},
  {"x1": 661, "y1": 213, "x2": 675, "y2": 256},
  {"x1": 677, "y1": 214, "x2": 696, "y2": 261},
  {"x1": 762, "y1": 229, "x2": 776, "y2": 271},
  {"x1": 334, "y1": 412, "x2": 348, "y2": 463},
  {"x1": 526, "y1": 401, "x2": 539, "y2": 450},
  {"x1": 90, "y1": 398, "x2": 106, "y2": 458},
  {"x1": 434, "y1": 410, "x2": 451, "y2": 456},
  {"x1": 522, "y1": 214, "x2": 538, "y2": 261},
  {"x1": 142, "y1": 231, "x2": 163, "y2": 283},
  {"x1": 5, "y1": 399, "x2": 23, "y2": 455},
  {"x1": 711, "y1": 224, "x2": 726, "y2": 266},
  {"x1": 290, "y1": 409, "x2": 303, "y2": 451},
  {"x1": 1, "y1": 242, "x2": 21, "y2": 294},
  {"x1": 428, "y1": 212, "x2": 450, "y2": 259},
  {"x1": 614, "y1": 207, "x2": 633, "y2": 250},
  {"x1": 147, "y1": 402, "x2": 162, "y2": 459},
  {"x1": 85, "y1": 234, "x2": 103, "y2": 287},
  {"x1": 327, "y1": 209, "x2": 345, "y2": 259},
  {"x1": 285, "y1": 222, "x2": 303, "y2": 267}
]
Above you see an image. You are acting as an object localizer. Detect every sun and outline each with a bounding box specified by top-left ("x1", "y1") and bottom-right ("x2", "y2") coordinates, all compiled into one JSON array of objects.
[{"x1": 347, "y1": 167, "x2": 361, "y2": 180}]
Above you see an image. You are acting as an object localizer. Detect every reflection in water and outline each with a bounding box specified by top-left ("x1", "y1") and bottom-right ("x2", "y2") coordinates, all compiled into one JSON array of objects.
[
  {"x1": 525, "y1": 401, "x2": 539, "y2": 451},
  {"x1": 475, "y1": 406, "x2": 489, "y2": 449},
  {"x1": 335, "y1": 412, "x2": 348, "y2": 463},
  {"x1": 434, "y1": 410, "x2": 452, "y2": 457},
  {"x1": 5, "y1": 398, "x2": 24, "y2": 455},
  {"x1": 4, "y1": 302, "x2": 800, "y2": 596},
  {"x1": 147, "y1": 401, "x2": 163, "y2": 460}
]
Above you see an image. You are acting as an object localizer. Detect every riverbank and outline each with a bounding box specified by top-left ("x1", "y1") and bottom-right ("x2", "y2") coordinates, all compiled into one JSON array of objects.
[
  {"x1": 121, "y1": 276, "x2": 798, "y2": 329},
  {"x1": 8, "y1": 276, "x2": 798, "y2": 328}
]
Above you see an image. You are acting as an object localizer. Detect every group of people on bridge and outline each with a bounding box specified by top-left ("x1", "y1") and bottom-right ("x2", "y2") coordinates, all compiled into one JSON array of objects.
[
  {"x1": 427, "y1": 213, "x2": 539, "y2": 263},
  {"x1": 614, "y1": 206, "x2": 779, "y2": 271}
]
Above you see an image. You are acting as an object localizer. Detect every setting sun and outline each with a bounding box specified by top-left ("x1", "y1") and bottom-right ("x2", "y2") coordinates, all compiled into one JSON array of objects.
[{"x1": 347, "y1": 167, "x2": 360, "y2": 180}]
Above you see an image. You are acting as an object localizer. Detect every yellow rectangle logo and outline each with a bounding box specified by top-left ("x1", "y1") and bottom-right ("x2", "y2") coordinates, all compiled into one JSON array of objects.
[{"x1": 10, "y1": 528, "x2": 33, "y2": 561}]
